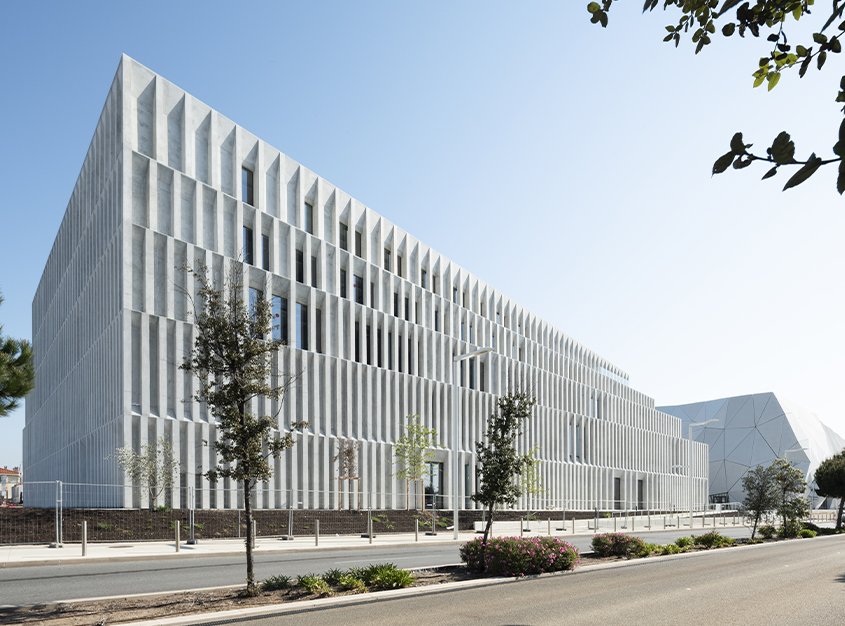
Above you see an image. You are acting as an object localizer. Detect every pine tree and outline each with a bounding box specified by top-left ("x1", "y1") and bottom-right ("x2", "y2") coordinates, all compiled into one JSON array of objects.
[
  {"x1": 814, "y1": 451, "x2": 845, "y2": 531},
  {"x1": 0, "y1": 292, "x2": 35, "y2": 417}
]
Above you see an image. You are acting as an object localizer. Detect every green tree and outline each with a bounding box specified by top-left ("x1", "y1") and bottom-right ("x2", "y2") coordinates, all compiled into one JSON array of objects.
[
  {"x1": 814, "y1": 450, "x2": 845, "y2": 531},
  {"x1": 741, "y1": 464, "x2": 777, "y2": 539},
  {"x1": 521, "y1": 446, "x2": 544, "y2": 519},
  {"x1": 394, "y1": 414, "x2": 436, "y2": 510},
  {"x1": 770, "y1": 457, "x2": 809, "y2": 535},
  {"x1": 181, "y1": 264, "x2": 306, "y2": 596},
  {"x1": 472, "y1": 392, "x2": 536, "y2": 548},
  {"x1": 587, "y1": 1, "x2": 845, "y2": 193},
  {"x1": 114, "y1": 437, "x2": 179, "y2": 511},
  {"x1": 0, "y1": 292, "x2": 35, "y2": 417}
]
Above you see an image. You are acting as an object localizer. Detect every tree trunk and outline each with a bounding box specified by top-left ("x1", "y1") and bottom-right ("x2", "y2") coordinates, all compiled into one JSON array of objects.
[
  {"x1": 751, "y1": 511, "x2": 760, "y2": 540},
  {"x1": 479, "y1": 503, "x2": 495, "y2": 574},
  {"x1": 837, "y1": 497, "x2": 844, "y2": 531},
  {"x1": 244, "y1": 477, "x2": 257, "y2": 596}
]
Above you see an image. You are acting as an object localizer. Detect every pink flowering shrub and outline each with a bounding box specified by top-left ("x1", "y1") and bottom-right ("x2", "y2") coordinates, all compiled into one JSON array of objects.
[
  {"x1": 460, "y1": 536, "x2": 580, "y2": 576},
  {"x1": 591, "y1": 533, "x2": 647, "y2": 558}
]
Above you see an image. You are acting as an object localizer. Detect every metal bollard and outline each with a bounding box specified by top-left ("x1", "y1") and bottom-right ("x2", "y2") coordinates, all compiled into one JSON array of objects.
[
  {"x1": 415, "y1": 518, "x2": 419, "y2": 542},
  {"x1": 81, "y1": 521, "x2": 87, "y2": 557},
  {"x1": 520, "y1": 518, "x2": 524, "y2": 538},
  {"x1": 368, "y1": 512, "x2": 373, "y2": 545},
  {"x1": 548, "y1": 518, "x2": 552, "y2": 536},
  {"x1": 614, "y1": 515, "x2": 617, "y2": 533},
  {"x1": 572, "y1": 518, "x2": 575, "y2": 534},
  {"x1": 175, "y1": 520, "x2": 180, "y2": 552},
  {"x1": 315, "y1": 519, "x2": 319, "y2": 546}
]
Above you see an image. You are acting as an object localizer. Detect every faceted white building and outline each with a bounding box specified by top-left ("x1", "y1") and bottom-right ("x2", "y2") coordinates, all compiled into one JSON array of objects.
[
  {"x1": 24, "y1": 55, "x2": 707, "y2": 510},
  {"x1": 660, "y1": 392, "x2": 845, "y2": 507}
]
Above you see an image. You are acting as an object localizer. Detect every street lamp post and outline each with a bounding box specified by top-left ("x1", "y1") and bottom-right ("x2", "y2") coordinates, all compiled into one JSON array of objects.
[
  {"x1": 452, "y1": 347, "x2": 493, "y2": 540},
  {"x1": 688, "y1": 419, "x2": 718, "y2": 528}
]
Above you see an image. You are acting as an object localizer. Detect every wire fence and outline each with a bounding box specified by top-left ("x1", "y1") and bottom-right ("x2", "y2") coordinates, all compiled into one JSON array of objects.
[{"x1": 1, "y1": 481, "x2": 838, "y2": 546}]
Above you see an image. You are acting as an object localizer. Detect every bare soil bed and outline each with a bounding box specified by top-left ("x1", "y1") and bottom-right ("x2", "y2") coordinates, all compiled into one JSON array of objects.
[{"x1": 0, "y1": 566, "x2": 474, "y2": 625}]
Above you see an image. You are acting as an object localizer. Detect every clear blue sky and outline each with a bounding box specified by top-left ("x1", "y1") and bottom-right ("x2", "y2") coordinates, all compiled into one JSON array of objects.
[{"x1": 1, "y1": 1, "x2": 843, "y2": 468}]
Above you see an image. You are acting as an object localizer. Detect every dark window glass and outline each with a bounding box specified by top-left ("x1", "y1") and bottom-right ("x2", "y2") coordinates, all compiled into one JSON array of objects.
[
  {"x1": 340, "y1": 269, "x2": 347, "y2": 298},
  {"x1": 242, "y1": 226, "x2": 254, "y2": 265},
  {"x1": 304, "y1": 201, "x2": 313, "y2": 234},
  {"x1": 421, "y1": 269, "x2": 427, "y2": 289},
  {"x1": 480, "y1": 362, "x2": 486, "y2": 392},
  {"x1": 384, "y1": 248, "x2": 391, "y2": 271},
  {"x1": 262, "y1": 234, "x2": 270, "y2": 271},
  {"x1": 398, "y1": 338, "x2": 403, "y2": 373},
  {"x1": 242, "y1": 167, "x2": 254, "y2": 205},
  {"x1": 311, "y1": 255, "x2": 318, "y2": 288},
  {"x1": 397, "y1": 255, "x2": 403, "y2": 277},
  {"x1": 296, "y1": 303, "x2": 308, "y2": 350},
  {"x1": 404, "y1": 296, "x2": 410, "y2": 321},
  {"x1": 339, "y1": 222, "x2": 349, "y2": 251},
  {"x1": 272, "y1": 295, "x2": 288, "y2": 342},
  {"x1": 393, "y1": 292, "x2": 399, "y2": 316},
  {"x1": 434, "y1": 308, "x2": 440, "y2": 332},
  {"x1": 248, "y1": 287, "x2": 262, "y2": 318},
  {"x1": 316, "y1": 308, "x2": 323, "y2": 353},
  {"x1": 295, "y1": 250, "x2": 304, "y2": 282},
  {"x1": 366, "y1": 325, "x2": 372, "y2": 365},
  {"x1": 407, "y1": 337, "x2": 413, "y2": 375},
  {"x1": 355, "y1": 230, "x2": 362, "y2": 256},
  {"x1": 424, "y1": 462, "x2": 444, "y2": 509},
  {"x1": 353, "y1": 274, "x2": 364, "y2": 305},
  {"x1": 370, "y1": 282, "x2": 375, "y2": 307},
  {"x1": 377, "y1": 327, "x2": 383, "y2": 367},
  {"x1": 388, "y1": 332, "x2": 393, "y2": 370},
  {"x1": 355, "y1": 321, "x2": 361, "y2": 363},
  {"x1": 453, "y1": 287, "x2": 458, "y2": 304},
  {"x1": 432, "y1": 274, "x2": 437, "y2": 295}
]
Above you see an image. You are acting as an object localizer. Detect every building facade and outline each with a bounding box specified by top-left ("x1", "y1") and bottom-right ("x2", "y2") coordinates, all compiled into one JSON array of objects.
[
  {"x1": 660, "y1": 392, "x2": 845, "y2": 508},
  {"x1": 24, "y1": 55, "x2": 708, "y2": 511}
]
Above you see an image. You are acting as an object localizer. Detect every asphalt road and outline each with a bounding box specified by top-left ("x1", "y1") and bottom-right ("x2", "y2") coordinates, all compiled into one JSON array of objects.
[
  {"x1": 0, "y1": 526, "x2": 751, "y2": 606},
  {"x1": 243, "y1": 534, "x2": 845, "y2": 626}
]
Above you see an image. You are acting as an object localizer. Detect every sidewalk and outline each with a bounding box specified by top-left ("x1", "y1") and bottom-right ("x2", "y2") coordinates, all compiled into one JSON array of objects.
[{"x1": 0, "y1": 512, "x2": 759, "y2": 568}]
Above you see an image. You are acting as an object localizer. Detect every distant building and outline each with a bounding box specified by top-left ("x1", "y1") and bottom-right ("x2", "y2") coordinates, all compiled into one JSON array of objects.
[
  {"x1": 24, "y1": 55, "x2": 708, "y2": 510},
  {"x1": 660, "y1": 392, "x2": 845, "y2": 508},
  {"x1": 0, "y1": 467, "x2": 22, "y2": 504}
]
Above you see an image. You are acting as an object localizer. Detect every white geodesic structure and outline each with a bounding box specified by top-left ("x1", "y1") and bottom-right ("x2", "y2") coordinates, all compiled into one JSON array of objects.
[{"x1": 659, "y1": 392, "x2": 845, "y2": 508}]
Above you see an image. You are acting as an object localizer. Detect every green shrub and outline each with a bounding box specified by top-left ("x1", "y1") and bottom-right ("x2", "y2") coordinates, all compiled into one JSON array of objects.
[
  {"x1": 778, "y1": 520, "x2": 803, "y2": 539},
  {"x1": 659, "y1": 543, "x2": 681, "y2": 555},
  {"x1": 798, "y1": 528, "x2": 816, "y2": 539},
  {"x1": 758, "y1": 524, "x2": 777, "y2": 539},
  {"x1": 261, "y1": 575, "x2": 291, "y2": 592},
  {"x1": 674, "y1": 536, "x2": 693, "y2": 549},
  {"x1": 637, "y1": 543, "x2": 659, "y2": 558},
  {"x1": 297, "y1": 574, "x2": 332, "y2": 597},
  {"x1": 338, "y1": 573, "x2": 367, "y2": 593},
  {"x1": 590, "y1": 533, "x2": 647, "y2": 559},
  {"x1": 368, "y1": 567, "x2": 415, "y2": 590},
  {"x1": 692, "y1": 531, "x2": 735, "y2": 549},
  {"x1": 460, "y1": 536, "x2": 580, "y2": 576},
  {"x1": 323, "y1": 568, "x2": 344, "y2": 586}
]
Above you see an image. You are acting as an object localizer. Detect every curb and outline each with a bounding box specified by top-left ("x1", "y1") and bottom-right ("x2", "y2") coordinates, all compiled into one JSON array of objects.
[{"x1": 116, "y1": 533, "x2": 845, "y2": 626}]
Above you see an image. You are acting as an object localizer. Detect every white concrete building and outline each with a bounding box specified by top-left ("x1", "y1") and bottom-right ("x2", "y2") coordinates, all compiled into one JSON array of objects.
[
  {"x1": 660, "y1": 392, "x2": 845, "y2": 508},
  {"x1": 24, "y1": 55, "x2": 707, "y2": 510}
]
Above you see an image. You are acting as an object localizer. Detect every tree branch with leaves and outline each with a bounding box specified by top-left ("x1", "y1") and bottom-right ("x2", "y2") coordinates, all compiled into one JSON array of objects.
[
  {"x1": 181, "y1": 262, "x2": 306, "y2": 596},
  {"x1": 394, "y1": 414, "x2": 436, "y2": 510},
  {"x1": 588, "y1": 0, "x2": 845, "y2": 193},
  {"x1": 114, "y1": 437, "x2": 179, "y2": 511}
]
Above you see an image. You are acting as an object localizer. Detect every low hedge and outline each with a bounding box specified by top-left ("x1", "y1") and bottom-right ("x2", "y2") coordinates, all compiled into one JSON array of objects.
[
  {"x1": 591, "y1": 533, "x2": 648, "y2": 558},
  {"x1": 460, "y1": 536, "x2": 580, "y2": 576}
]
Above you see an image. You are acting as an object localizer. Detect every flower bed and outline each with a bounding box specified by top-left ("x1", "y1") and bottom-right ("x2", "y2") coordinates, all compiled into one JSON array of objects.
[{"x1": 460, "y1": 536, "x2": 580, "y2": 576}]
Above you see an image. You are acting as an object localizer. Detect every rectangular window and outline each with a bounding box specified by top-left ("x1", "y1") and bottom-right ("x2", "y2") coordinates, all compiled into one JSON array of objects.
[
  {"x1": 315, "y1": 307, "x2": 323, "y2": 353},
  {"x1": 353, "y1": 274, "x2": 364, "y2": 305},
  {"x1": 424, "y1": 461, "x2": 444, "y2": 509},
  {"x1": 366, "y1": 325, "x2": 372, "y2": 365},
  {"x1": 479, "y1": 362, "x2": 486, "y2": 392},
  {"x1": 262, "y1": 234, "x2": 270, "y2": 271},
  {"x1": 397, "y1": 255, "x2": 403, "y2": 277},
  {"x1": 393, "y1": 292, "x2": 399, "y2": 316},
  {"x1": 339, "y1": 222, "x2": 349, "y2": 251},
  {"x1": 370, "y1": 282, "x2": 375, "y2": 307},
  {"x1": 272, "y1": 295, "x2": 288, "y2": 342},
  {"x1": 248, "y1": 287, "x2": 263, "y2": 319},
  {"x1": 404, "y1": 296, "x2": 410, "y2": 321},
  {"x1": 384, "y1": 248, "x2": 391, "y2": 271},
  {"x1": 377, "y1": 327, "x2": 383, "y2": 367},
  {"x1": 421, "y1": 269, "x2": 428, "y2": 289},
  {"x1": 355, "y1": 230, "x2": 362, "y2": 257},
  {"x1": 340, "y1": 268, "x2": 347, "y2": 298},
  {"x1": 388, "y1": 332, "x2": 394, "y2": 370},
  {"x1": 296, "y1": 302, "x2": 308, "y2": 350},
  {"x1": 304, "y1": 201, "x2": 313, "y2": 234},
  {"x1": 354, "y1": 321, "x2": 361, "y2": 363},
  {"x1": 434, "y1": 308, "x2": 440, "y2": 332},
  {"x1": 295, "y1": 249, "x2": 304, "y2": 282},
  {"x1": 453, "y1": 287, "x2": 458, "y2": 304},
  {"x1": 311, "y1": 255, "x2": 318, "y2": 288},
  {"x1": 432, "y1": 274, "x2": 437, "y2": 295},
  {"x1": 242, "y1": 226, "x2": 254, "y2": 265},
  {"x1": 242, "y1": 167, "x2": 254, "y2": 205}
]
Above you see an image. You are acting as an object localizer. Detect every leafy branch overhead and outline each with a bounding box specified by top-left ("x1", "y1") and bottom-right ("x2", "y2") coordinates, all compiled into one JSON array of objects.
[{"x1": 587, "y1": 0, "x2": 845, "y2": 194}]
